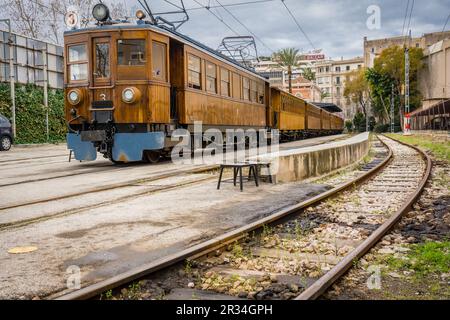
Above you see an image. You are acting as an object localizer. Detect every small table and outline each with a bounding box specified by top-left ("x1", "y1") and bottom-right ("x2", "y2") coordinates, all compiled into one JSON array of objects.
[{"x1": 217, "y1": 161, "x2": 272, "y2": 192}]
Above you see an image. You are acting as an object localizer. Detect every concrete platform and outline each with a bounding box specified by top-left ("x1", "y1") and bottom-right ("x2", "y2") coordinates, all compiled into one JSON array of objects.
[{"x1": 256, "y1": 133, "x2": 370, "y2": 182}]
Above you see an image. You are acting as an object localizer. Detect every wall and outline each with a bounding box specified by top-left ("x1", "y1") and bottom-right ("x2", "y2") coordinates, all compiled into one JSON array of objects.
[
  {"x1": 0, "y1": 30, "x2": 64, "y2": 89},
  {"x1": 256, "y1": 133, "x2": 370, "y2": 183}
]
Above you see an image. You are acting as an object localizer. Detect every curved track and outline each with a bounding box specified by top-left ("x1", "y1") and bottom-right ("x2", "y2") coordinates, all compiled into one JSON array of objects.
[{"x1": 54, "y1": 135, "x2": 431, "y2": 300}]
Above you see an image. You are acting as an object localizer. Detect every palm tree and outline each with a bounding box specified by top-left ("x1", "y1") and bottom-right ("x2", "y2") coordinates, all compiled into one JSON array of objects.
[
  {"x1": 301, "y1": 67, "x2": 316, "y2": 82},
  {"x1": 320, "y1": 90, "x2": 330, "y2": 102},
  {"x1": 274, "y1": 48, "x2": 300, "y2": 94}
]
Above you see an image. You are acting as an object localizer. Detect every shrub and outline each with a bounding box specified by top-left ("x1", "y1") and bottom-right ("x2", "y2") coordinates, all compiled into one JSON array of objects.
[{"x1": 0, "y1": 83, "x2": 66, "y2": 144}]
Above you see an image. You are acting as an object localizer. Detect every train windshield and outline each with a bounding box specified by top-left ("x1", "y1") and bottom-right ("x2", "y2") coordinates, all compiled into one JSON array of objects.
[
  {"x1": 117, "y1": 39, "x2": 146, "y2": 66},
  {"x1": 95, "y1": 42, "x2": 110, "y2": 78}
]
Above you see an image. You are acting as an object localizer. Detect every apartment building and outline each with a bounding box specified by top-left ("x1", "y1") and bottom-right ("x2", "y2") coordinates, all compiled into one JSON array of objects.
[
  {"x1": 363, "y1": 31, "x2": 450, "y2": 68},
  {"x1": 315, "y1": 57, "x2": 364, "y2": 119}
]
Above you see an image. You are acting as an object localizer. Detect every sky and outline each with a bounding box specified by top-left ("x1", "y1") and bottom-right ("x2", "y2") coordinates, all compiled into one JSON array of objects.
[{"x1": 116, "y1": 0, "x2": 450, "y2": 60}]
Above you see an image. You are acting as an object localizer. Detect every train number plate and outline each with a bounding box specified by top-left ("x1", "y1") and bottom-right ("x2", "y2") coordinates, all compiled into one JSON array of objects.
[{"x1": 81, "y1": 130, "x2": 106, "y2": 142}]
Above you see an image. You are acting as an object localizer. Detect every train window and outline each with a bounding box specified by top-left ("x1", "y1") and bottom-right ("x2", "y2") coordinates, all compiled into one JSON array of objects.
[
  {"x1": 243, "y1": 78, "x2": 250, "y2": 101},
  {"x1": 250, "y1": 80, "x2": 257, "y2": 102},
  {"x1": 68, "y1": 44, "x2": 88, "y2": 81},
  {"x1": 152, "y1": 41, "x2": 167, "y2": 81},
  {"x1": 206, "y1": 61, "x2": 217, "y2": 94},
  {"x1": 257, "y1": 83, "x2": 265, "y2": 104},
  {"x1": 68, "y1": 44, "x2": 87, "y2": 62},
  {"x1": 117, "y1": 39, "x2": 146, "y2": 66},
  {"x1": 188, "y1": 54, "x2": 201, "y2": 90},
  {"x1": 220, "y1": 68, "x2": 230, "y2": 97},
  {"x1": 95, "y1": 43, "x2": 110, "y2": 78},
  {"x1": 69, "y1": 64, "x2": 88, "y2": 82}
]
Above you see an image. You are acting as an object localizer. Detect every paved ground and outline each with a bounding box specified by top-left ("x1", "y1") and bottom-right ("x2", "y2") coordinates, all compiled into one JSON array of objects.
[{"x1": 0, "y1": 134, "x2": 348, "y2": 299}]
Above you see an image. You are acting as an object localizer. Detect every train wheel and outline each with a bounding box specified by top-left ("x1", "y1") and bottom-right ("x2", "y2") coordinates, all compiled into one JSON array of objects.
[{"x1": 144, "y1": 150, "x2": 161, "y2": 164}]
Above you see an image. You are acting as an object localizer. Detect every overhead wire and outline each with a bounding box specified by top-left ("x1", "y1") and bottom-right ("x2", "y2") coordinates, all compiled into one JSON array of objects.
[
  {"x1": 280, "y1": 0, "x2": 315, "y2": 50},
  {"x1": 214, "y1": 0, "x2": 275, "y2": 54}
]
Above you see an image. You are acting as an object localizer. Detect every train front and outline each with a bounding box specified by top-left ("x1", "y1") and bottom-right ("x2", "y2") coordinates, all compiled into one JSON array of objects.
[{"x1": 64, "y1": 3, "x2": 169, "y2": 163}]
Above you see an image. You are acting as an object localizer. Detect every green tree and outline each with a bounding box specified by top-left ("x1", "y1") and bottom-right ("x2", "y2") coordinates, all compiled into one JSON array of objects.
[
  {"x1": 353, "y1": 112, "x2": 366, "y2": 132},
  {"x1": 320, "y1": 90, "x2": 330, "y2": 102},
  {"x1": 301, "y1": 67, "x2": 315, "y2": 81},
  {"x1": 365, "y1": 68, "x2": 394, "y2": 124},
  {"x1": 273, "y1": 48, "x2": 300, "y2": 93},
  {"x1": 368, "y1": 45, "x2": 424, "y2": 123},
  {"x1": 345, "y1": 120, "x2": 353, "y2": 132},
  {"x1": 343, "y1": 69, "x2": 370, "y2": 117}
]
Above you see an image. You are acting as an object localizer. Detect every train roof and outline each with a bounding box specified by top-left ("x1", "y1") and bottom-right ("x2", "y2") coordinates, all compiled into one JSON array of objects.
[
  {"x1": 312, "y1": 102, "x2": 343, "y2": 113},
  {"x1": 64, "y1": 23, "x2": 266, "y2": 81}
]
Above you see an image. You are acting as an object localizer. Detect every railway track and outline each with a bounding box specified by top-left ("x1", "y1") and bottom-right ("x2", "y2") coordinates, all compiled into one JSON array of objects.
[{"x1": 54, "y1": 135, "x2": 431, "y2": 300}]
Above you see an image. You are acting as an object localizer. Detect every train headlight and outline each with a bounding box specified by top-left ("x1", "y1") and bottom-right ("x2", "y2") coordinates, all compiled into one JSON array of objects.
[
  {"x1": 122, "y1": 87, "x2": 141, "y2": 104},
  {"x1": 92, "y1": 3, "x2": 110, "y2": 22},
  {"x1": 136, "y1": 10, "x2": 146, "y2": 20},
  {"x1": 67, "y1": 89, "x2": 82, "y2": 105}
]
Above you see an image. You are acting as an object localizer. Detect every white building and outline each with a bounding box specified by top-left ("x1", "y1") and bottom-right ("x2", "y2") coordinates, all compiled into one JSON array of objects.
[{"x1": 315, "y1": 57, "x2": 364, "y2": 120}]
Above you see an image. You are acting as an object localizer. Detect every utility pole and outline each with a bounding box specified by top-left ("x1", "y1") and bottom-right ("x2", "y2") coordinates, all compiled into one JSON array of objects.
[
  {"x1": 366, "y1": 101, "x2": 370, "y2": 132},
  {"x1": 391, "y1": 83, "x2": 395, "y2": 133},
  {"x1": 404, "y1": 30, "x2": 411, "y2": 135},
  {"x1": 43, "y1": 48, "x2": 49, "y2": 142},
  {"x1": 1, "y1": 19, "x2": 16, "y2": 140}
]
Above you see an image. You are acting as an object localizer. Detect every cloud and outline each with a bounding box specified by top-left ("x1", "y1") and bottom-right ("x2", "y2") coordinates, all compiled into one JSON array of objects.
[{"x1": 118, "y1": 0, "x2": 450, "y2": 59}]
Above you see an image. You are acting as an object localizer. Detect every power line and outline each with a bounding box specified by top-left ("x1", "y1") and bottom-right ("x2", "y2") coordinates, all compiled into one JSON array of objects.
[
  {"x1": 406, "y1": 0, "x2": 415, "y2": 33},
  {"x1": 214, "y1": 0, "x2": 275, "y2": 54},
  {"x1": 191, "y1": 0, "x2": 240, "y2": 35},
  {"x1": 443, "y1": 13, "x2": 450, "y2": 32},
  {"x1": 280, "y1": 0, "x2": 315, "y2": 50},
  {"x1": 186, "y1": 0, "x2": 276, "y2": 11},
  {"x1": 401, "y1": 0, "x2": 410, "y2": 37},
  {"x1": 403, "y1": 0, "x2": 415, "y2": 46}
]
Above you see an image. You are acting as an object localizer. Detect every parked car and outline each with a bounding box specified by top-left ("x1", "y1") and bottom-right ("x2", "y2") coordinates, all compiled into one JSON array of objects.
[{"x1": 0, "y1": 114, "x2": 13, "y2": 151}]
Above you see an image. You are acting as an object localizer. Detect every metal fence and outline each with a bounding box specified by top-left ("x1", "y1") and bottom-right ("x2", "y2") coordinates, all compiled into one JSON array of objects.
[{"x1": 0, "y1": 30, "x2": 64, "y2": 89}]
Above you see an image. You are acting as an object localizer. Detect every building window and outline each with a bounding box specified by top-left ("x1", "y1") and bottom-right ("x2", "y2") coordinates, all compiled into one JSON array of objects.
[
  {"x1": 188, "y1": 54, "x2": 201, "y2": 90},
  {"x1": 152, "y1": 41, "x2": 167, "y2": 81},
  {"x1": 336, "y1": 76, "x2": 340, "y2": 85},
  {"x1": 336, "y1": 66, "x2": 341, "y2": 72},
  {"x1": 346, "y1": 66, "x2": 350, "y2": 71},
  {"x1": 358, "y1": 64, "x2": 362, "y2": 69},
  {"x1": 206, "y1": 61, "x2": 217, "y2": 93},
  {"x1": 117, "y1": 39, "x2": 146, "y2": 65},
  {"x1": 325, "y1": 66, "x2": 329, "y2": 72},
  {"x1": 220, "y1": 68, "x2": 230, "y2": 97},
  {"x1": 68, "y1": 44, "x2": 88, "y2": 81},
  {"x1": 371, "y1": 47, "x2": 375, "y2": 53},
  {"x1": 250, "y1": 80, "x2": 258, "y2": 102},
  {"x1": 243, "y1": 77, "x2": 250, "y2": 100}
]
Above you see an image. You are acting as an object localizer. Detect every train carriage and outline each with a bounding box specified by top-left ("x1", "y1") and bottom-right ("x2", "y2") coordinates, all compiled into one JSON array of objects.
[{"x1": 64, "y1": 3, "x2": 343, "y2": 163}]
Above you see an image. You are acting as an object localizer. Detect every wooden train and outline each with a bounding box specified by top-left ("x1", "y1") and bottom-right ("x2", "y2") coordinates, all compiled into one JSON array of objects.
[{"x1": 65, "y1": 5, "x2": 343, "y2": 163}]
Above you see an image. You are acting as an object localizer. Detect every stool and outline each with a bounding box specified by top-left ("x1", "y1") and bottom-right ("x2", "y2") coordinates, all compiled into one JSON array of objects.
[
  {"x1": 247, "y1": 161, "x2": 273, "y2": 184},
  {"x1": 217, "y1": 163, "x2": 259, "y2": 192}
]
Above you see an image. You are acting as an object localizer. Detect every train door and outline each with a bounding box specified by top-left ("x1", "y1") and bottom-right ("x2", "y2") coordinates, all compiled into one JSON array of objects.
[{"x1": 91, "y1": 37, "x2": 113, "y2": 123}]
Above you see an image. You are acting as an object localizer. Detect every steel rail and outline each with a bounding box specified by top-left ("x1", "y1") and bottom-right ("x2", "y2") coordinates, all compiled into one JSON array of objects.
[
  {"x1": 55, "y1": 136, "x2": 392, "y2": 300},
  {"x1": 296, "y1": 134, "x2": 432, "y2": 300}
]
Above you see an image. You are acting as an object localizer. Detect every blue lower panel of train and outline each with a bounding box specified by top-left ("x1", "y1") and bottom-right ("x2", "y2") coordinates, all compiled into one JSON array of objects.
[{"x1": 67, "y1": 132, "x2": 165, "y2": 162}]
